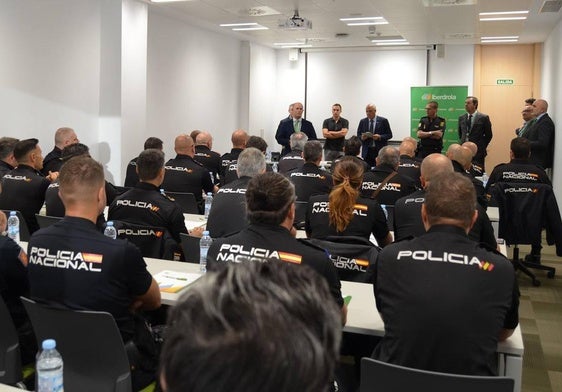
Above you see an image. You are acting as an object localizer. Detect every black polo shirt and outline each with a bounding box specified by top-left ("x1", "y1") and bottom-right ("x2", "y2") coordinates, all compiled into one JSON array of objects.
[
  {"x1": 0, "y1": 236, "x2": 29, "y2": 328},
  {"x1": 123, "y1": 156, "x2": 139, "y2": 188},
  {"x1": 486, "y1": 159, "x2": 551, "y2": 193},
  {"x1": 0, "y1": 164, "x2": 50, "y2": 233},
  {"x1": 278, "y1": 150, "x2": 305, "y2": 174},
  {"x1": 397, "y1": 155, "x2": 421, "y2": 188},
  {"x1": 41, "y1": 147, "x2": 62, "y2": 176},
  {"x1": 206, "y1": 176, "x2": 250, "y2": 238},
  {"x1": 27, "y1": 216, "x2": 153, "y2": 342},
  {"x1": 288, "y1": 163, "x2": 333, "y2": 203},
  {"x1": 220, "y1": 148, "x2": 244, "y2": 186},
  {"x1": 0, "y1": 160, "x2": 14, "y2": 179},
  {"x1": 306, "y1": 194, "x2": 389, "y2": 244},
  {"x1": 322, "y1": 117, "x2": 349, "y2": 152},
  {"x1": 108, "y1": 182, "x2": 187, "y2": 243},
  {"x1": 46, "y1": 180, "x2": 118, "y2": 218},
  {"x1": 360, "y1": 164, "x2": 417, "y2": 206},
  {"x1": 417, "y1": 116, "x2": 446, "y2": 155},
  {"x1": 162, "y1": 154, "x2": 214, "y2": 203},
  {"x1": 194, "y1": 145, "x2": 221, "y2": 185},
  {"x1": 373, "y1": 225, "x2": 519, "y2": 376},
  {"x1": 207, "y1": 223, "x2": 344, "y2": 307}
]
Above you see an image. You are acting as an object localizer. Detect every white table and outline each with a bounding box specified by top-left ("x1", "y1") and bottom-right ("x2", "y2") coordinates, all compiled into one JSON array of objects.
[
  {"x1": 183, "y1": 213, "x2": 206, "y2": 231},
  {"x1": 0, "y1": 384, "x2": 23, "y2": 392},
  {"x1": 145, "y1": 258, "x2": 524, "y2": 391}
]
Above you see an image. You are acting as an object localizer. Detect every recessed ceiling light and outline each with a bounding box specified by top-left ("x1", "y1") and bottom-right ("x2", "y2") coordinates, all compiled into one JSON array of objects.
[
  {"x1": 279, "y1": 45, "x2": 312, "y2": 49},
  {"x1": 481, "y1": 39, "x2": 519, "y2": 43},
  {"x1": 481, "y1": 36, "x2": 519, "y2": 40},
  {"x1": 375, "y1": 42, "x2": 409, "y2": 46},
  {"x1": 220, "y1": 23, "x2": 259, "y2": 27},
  {"x1": 232, "y1": 26, "x2": 268, "y2": 31},
  {"x1": 371, "y1": 38, "x2": 407, "y2": 43},
  {"x1": 479, "y1": 11, "x2": 529, "y2": 16},
  {"x1": 480, "y1": 17, "x2": 527, "y2": 21},
  {"x1": 340, "y1": 16, "x2": 388, "y2": 26},
  {"x1": 340, "y1": 17, "x2": 385, "y2": 21},
  {"x1": 150, "y1": 0, "x2": 193, "y2": 2},
  {"x1": 347, "y1": 21, "x2": 389, "y2": 26},
  {"x1": 273, "y1": 42, "x2": 308, "y2": 46}
]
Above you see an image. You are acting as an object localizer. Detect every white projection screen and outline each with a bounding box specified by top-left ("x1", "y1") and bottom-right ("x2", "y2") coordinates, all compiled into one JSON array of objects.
[{"x1": 303, "y1": 48, "x2": 428, "y2": 141}]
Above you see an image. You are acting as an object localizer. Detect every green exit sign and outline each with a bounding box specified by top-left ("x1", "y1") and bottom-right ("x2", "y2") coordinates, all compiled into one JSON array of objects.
[{"x1": 497, "y1": 79, "x2": 514, "y2": 85}]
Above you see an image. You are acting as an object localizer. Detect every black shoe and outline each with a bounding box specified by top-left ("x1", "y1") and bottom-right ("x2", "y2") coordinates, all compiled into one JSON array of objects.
[{"x1": 524, "y1": 254, "x2": 541, "y2": 264}]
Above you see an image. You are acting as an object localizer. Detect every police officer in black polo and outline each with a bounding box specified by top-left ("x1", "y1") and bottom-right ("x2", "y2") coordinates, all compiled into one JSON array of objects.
[
  {"x1": 0, "y1": 138, "x2": 55, "y2": 233},
  {"x1": 207, "y1": 172, "x2": 347, "y2": 323},
  {"x1": 416, "y1": 100, "x2": 446, "y2": 158},
  {"x1": 397, "y1": 139, "x2": 422, "y2": 189},
  {"x1": 124, "y1": 137, "x2": 163, "y2": 188},
  {"x1": 288, "y1": 140, "x2": 333, "y2": 203},
  {"x1": 0, "y1": 137, "x2": 19, "y2": 179},
  {"x1": 162, "y1": 134, "x2": 215, "y2": 212},
  {"x1": 220, "y1": 129, "x2": 248, "y2": 186},
  {"x1": 373, "y1": 172, "x2": 519, "y2": 376},
  {"x1": 194, "y1": 131, "x2": 221, "y2": 185},
  {"x1": 109, "y1": 149, "x2": 187, "y2": 245}
]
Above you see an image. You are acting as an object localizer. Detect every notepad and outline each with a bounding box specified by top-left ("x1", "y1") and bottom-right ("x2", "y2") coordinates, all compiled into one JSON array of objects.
[{"x1": 154, "y1": 270, "x2": 202, "y2": 293}]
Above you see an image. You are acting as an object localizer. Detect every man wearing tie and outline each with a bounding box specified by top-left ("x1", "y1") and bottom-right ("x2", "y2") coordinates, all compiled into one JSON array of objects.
[
  {"x1": 357, "y1": 103, "x2": 393, "y2": 167},
  {"x1": 275, "y1": 102, "x2": 317, "y2": 156},
  {"x1": 523, "y1": 99, "x2": 555, "y2": 173},
  {"x1": 458, "y1": 96, "x2": 493, "y2": 172}
]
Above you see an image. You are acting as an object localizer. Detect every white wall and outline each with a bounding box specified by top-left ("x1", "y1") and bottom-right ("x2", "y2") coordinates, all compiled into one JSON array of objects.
[
  {"x1": 428, "y1": 45, "x2": 474, "y2": 93},
  {"x1": 541, "y1": 18, "x2": 562, "y2": 200}
]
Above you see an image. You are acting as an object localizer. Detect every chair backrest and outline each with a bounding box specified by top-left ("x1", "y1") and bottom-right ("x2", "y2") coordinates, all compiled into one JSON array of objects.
[
  {"x1": 360, "y1": 358, "x2": 514, "y2": 392},
  {"x1": 180, "y1": 232, "x2": 200, "y2": 263},
  {"x1": 35, "y1": 214, "x2": 63, "y2": 229},
  {"x1": 294, "y1": 201, "x2": 308, "y2": 230},
  {"x1": 1, "y1": 210, "x2": 30, "y2": 241},
  {"x1": 0, "y1": 297, "x2": 22, "y2": 385},
  {"x1": 21, "y1": 297, "x2": 132, "y2": 392},
  {"x1": 110, "y1": 220, "x2": 171, "y2": 259},
  {"x1": 307, "y1": 236, "x2": 380, "y2": 282},
  {"x1": 165, "y1": 191, "x2": 200, "y2": 214}
]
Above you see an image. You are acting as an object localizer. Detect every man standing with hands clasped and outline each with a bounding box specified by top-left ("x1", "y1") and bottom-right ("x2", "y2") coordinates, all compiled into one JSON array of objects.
[
  {"x1": 357, "y1": 103, "x2": 393, "y2": 168},
  {"x1": 417, "y1": 101, "x2": 445, "y2": 158},
  {"x1": 322, "y1": 103, "x2": 349, "y2": 162},
  {"x1": 458, "y1": 96, "x2": 493, "y2": 172}
]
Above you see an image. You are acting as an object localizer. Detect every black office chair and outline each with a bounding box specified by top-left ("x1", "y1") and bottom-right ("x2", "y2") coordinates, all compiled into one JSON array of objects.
[
  {"x1": 1, "y1": 210, "x2": 30, "y2": 241},
  {"x1": 0, "y1": 297, "x2": 26, "y2": 388},
  {"x1": 164, "y1": 191, "x2": 200, "y2": 214},
  {"x1": 21, "y1": 297, "x2": 132, "y2": 392},
  {"x1": 491, "y1": 182, "x2": 558, "y2": 286},
  {"x1": 360, "y1": 357, "x2": 514, "y2": 392},
  {"x1": 180, "y1": 232, "x2": 200, "y2": 264},
  {"x1": 307, "y1": 236, "x2": 380, "y2": 283},
  {"x1": 110, "y1": 220, "x2": 174, "y2": 260},
  {"x1": 35, "y1": 214, "x2": 63, "y2": 229},
  {"x1": 294, "y1": 201, "x2": 308, "y2": 230}
]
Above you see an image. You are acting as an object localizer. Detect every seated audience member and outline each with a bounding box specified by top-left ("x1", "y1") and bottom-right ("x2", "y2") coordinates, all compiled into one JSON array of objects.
[
  {"x1": 109, "y1": 149, "x2": 188, "y2": 245},
  {"x1": 278, "y1": 132, "x2": 307, "y2": 174},
  {"x1": 207, "y1": 148, "x2": 266, "y2": 238},
  {"x1": 124, "y1": 137, "x2": 164, "y2": 188},
  {"x1": 27, "y1": 157, "x2": 161, "y2": 390},
  {"x1": 334, "y1": 136, "x2": 371, "y2": 172},
  {"x1": 0, "y1": 139, "x2": 54, "y2": 234},
  {"x1": 41, "y1": 127, "x2": 79, "y2": 176},
  {"x1": 160, "y1": 260, "x2": 342, "y2": 392},
  {"x1": 397, "y1": 139, "x2": 421, "y2": 188},
  {"x1": 0, "y1": 137, "x2": 19, "y2": 178},
  {"x1": 307, "y1": 158, "x2": 392, "y2": 246},
  {"x1": 393, "y1": 154, "x2": 496, "y2": 249},
  {"x1": 447, "y1": 143, "x2": 487, "y2": 208},
  {"x1": 162, "y1": 134, "x2": 215, "y2": 212},
  {"x1": 360, "y1": 146, "x2": 417, "y2": 206},
  {"x1": 220, "y1": 129, "x2": 248, "y2": 186},
  {"x1": 246, "y1": 136, "x2": 273, "y2": 172},
  {"x1": 207, "y1": 172, "x2": 347, "y2": 322},
  {"x1": 288, "y1": 140, "x2": 333, "y2": 202},
  {"x1": 373, "y1": 172, "x2": 519, "y2": 376},
  {"x1": 190, "y1": 130, "x2": 202, "y2": 143},
  {"x1": 194, "y1": 132, "x2": 221, "y2": 185},
  {"x1": 0, "y1": 210, "x2": 36, "y2": 364},
  {"x1": 462, "y1": 141, "x2": 483, "y2": 177},
  {"x1": 487, "y1": 137, "x2": 551, "y2": 262}
]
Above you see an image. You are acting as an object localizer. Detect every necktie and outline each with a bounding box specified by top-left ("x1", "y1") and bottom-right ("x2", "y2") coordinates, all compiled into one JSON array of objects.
[
  {"x1": 467, "y1": 114, "x2": 472, "y2": 131},
  {"x1": 369, "y1": 119, "x2": 374, "y2": 133},
  {"x1": 294, "y1": 120, "x2": 301, "y2": 133},
  {"x1": 519, "y1": 118, "x2": 536, "y2": 138}
]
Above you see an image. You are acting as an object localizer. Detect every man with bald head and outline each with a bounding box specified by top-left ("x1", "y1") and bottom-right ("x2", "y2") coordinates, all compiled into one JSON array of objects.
[
  {"x1": 162, "y1": 134, "x2": 214, "y2": 212},
  {"x1": 397, "y1": 139, "x2": 421, "y2": 188},
  {"x1": 275, "y1": 102, "x2": 317, "y2": 156},
  {"x1": 462, "y1": 141, "x2": 483, "y2": 177},
  {"x1": 221, "y1": 129, "x2": 249, "y2": 186},
  {"x1": 42, "y1": 127, "x2": 79, "y2": 176},
  {"x1": 447, "y1": 144, "x2": 486, "y2": 208},
  {"x1": 357, "y1": 103, "x2": 393, "y2": 167},
  {"x1": 194, "y1": 131, "x2": 221, "y2": 185},
  {"x1": 523, "y1": 99, "x2": 555, "y2": 172}
]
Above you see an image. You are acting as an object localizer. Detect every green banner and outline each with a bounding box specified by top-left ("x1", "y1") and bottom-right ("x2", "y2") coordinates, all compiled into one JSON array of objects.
[{"x1": 410, "y1": 86, "x2": 468, "y2": 153}]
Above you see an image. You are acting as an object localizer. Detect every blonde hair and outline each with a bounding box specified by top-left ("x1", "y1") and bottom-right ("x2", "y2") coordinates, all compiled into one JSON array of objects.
[{"x1": 328, "y1": 158, "x2": 364, "y2": 232}]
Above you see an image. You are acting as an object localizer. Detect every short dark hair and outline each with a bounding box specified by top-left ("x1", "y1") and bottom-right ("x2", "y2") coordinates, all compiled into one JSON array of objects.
[
  {"x1": 0, "y1": 137, "x2": 19, "y2": 160},
  {"x1": 525, "y1": 98, "x2": 536, "y2": 105},
  {"x1": 428, "y1": 100, "x2": 438, "y2": 108},
  {"x1": 137, "y1": 149, "x2": 164, "y2": 181},
  {"x1": 246, "y1": 172, "x2": 295, "y2": 225},
  {"x1": 61, "y1": 143, "x2": 90, "y2": 161},
  {"x1": 510, "y1": 137, "x2": 530, "y2": 159},
  {"x1": 466, "y1": 96, "x2": 479, "y2": 109},
  {"x1": 424, "y1": 173, "x2": 475, "y2": 228},
  {"x1": 160, "y1": 261, "x2": 342, "y2": 392},
  {"x1": 246, "y1": 136, "x2": 268, "y2": 153},
  {"x1": 144, "y1": 137, "x2": 163, "y2": 150},
  {"x1": 13, "y1": 138, "x2": 39, "y2": 162},
  {"x1": 344, "y1": 136, "x2": 361, "y2": 156},
  {"x1": 303, "y1": 140, "x2": 323, "y2": 162},
  {"x1": 59, "y1": 157, "x2": 105, "y2": 200}
]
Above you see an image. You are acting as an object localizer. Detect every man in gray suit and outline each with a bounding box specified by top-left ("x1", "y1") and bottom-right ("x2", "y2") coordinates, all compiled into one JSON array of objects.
[{"x1": 458, "y1": 96, "x2": 493, "y2": 172}]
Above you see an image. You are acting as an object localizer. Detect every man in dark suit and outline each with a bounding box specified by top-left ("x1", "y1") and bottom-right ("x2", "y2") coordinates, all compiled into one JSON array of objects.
[
  {"x1": 522, "y1": 99, "x2": 555, "y2": 172},
  {"x1": 275, "y1": 102, "x2": 317, "y2": 156},
  {"x1": 458, "y1": 96, "x2": 493, "y2": 172},
  {"x1": 357, "y1": 103, "x2": 393, "y2": 167}
]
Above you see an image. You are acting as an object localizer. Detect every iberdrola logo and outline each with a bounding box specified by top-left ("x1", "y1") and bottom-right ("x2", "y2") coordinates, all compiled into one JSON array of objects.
[{"x1": 422, "y1": 93, "x2": 433, "y2": 100}]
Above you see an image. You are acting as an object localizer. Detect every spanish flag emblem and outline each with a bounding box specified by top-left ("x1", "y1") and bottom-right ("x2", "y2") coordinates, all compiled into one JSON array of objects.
[
  {"x1": 83, "y1": 253, "x2": 103, "y2": 264},
  {"x1": 278, "y1": 252, "x2": 302, "y2": 264}
]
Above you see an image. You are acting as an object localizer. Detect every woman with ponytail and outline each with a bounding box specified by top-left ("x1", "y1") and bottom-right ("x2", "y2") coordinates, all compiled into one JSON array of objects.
[{"x1": 306, "y1": 157, "x2": 392, "y2": 246}]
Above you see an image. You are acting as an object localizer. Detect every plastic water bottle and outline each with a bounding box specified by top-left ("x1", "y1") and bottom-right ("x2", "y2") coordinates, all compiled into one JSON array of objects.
[
  {"x1": 204, "y1": 192, "x2": 213, "y2": 218},
  {"x1": 160, "y1": 188, "x2": 165, "y2": 196},
  {"x1": 104, "y1": 221, "x2": 117, "y2": 239},
  {"x1": 7, "y1": 211, "x2": 20, "y2": 244},
  {"x1": 381, "y1": 204, "x2": 388, "y2": 220},
  {"x1": 272, "y1": 162, "x2": 278, "y2": 173},
  {"x1": 200, "y1": 231, "x2": 212, "y2": 273},
  {"x1": 481, "y1": 172, "x2": 489, "y2": 188},
  {"x1": 36, "y1": 339, "x2": 64, "y2": 392}
]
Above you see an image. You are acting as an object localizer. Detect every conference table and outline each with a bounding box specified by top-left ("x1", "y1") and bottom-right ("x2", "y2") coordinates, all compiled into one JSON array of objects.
[{"x1": 146, "y1": 257, "x2": 524, "y2": 392}]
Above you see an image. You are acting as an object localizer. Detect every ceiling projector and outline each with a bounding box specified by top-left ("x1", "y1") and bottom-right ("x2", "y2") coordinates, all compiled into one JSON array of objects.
[{"x1": 279, "y1": 10, "x2": 312, "y2": 30}]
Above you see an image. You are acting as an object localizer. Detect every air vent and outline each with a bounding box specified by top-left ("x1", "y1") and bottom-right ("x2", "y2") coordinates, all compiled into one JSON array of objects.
[
  {"x1": 445, "y1": 33, "x2": 476, "y2": 39},
  {"x1": 243, "y1": 6, "x2": 280, "y2": 17},
  {"x1": 539, "y1": 0, "x2": 562, "y2": 13},
  {"x1": 335, "y1": 33, "x2": 349, "y2": 39}
]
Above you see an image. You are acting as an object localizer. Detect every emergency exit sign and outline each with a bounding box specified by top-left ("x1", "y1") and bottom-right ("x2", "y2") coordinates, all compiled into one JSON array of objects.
[{"x1": 497, "y1": 79, "x2": 514, "y2": 85}]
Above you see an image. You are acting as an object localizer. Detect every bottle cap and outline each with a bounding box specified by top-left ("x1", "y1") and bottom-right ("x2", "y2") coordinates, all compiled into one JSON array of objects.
[
  {"x1": 42, "y1": 339, "x2": 56, "y2": 350},
  {"x1": 203, "y1": 231, "x2": 209, "y2": 236},
  {"x1": 207, "y1": 192, "x2": 212, "y2": 196},
  {"x1": 10, "y1": 211, "x2": 16, "y2": 216},
  {"x1": 107, "y1": 221, "x2": 113, "y2": 226}
]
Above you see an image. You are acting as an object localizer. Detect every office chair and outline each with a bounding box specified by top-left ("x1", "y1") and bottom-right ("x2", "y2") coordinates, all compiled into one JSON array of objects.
[
  {"x1": 110, "y1": 221, "x2": 174, "y2": 260},
  {"x1": 35, "y1": 214, "x2": 63, "y2": 229},
  {"x1": 1, "y1": 210, "x2": 30, "y2": 241},
  {"x1": 164, "y1": 191, "x2": 200, "y2": 214},
  {"x1": 491, "y1": 182, "x2": 559, "y2": 286},
  {"x1": 180, "y1": 232, "x2": 200, "y2": 264},
  {"x1": 360, "y1": 357, "x2": 514, "y2": 392},
  {"x1": 294, "y1": 201, "x2": 308, "y2": 230},
  {"x1": 21, "y1": 297, "x2": 132, "y2": 392},
  {"x1": 0, "y1": 297, "x2": 26, "y2": 388}
]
